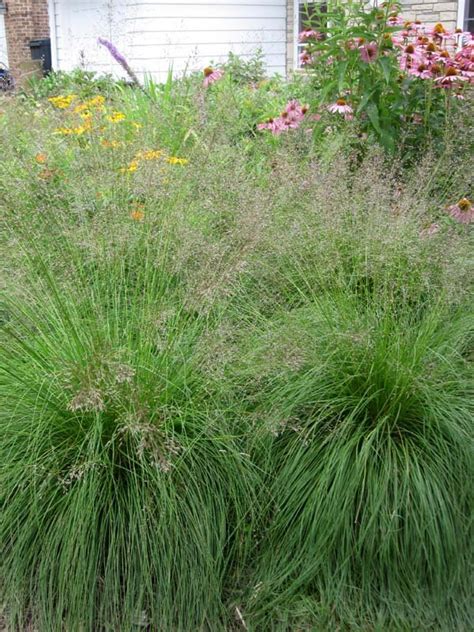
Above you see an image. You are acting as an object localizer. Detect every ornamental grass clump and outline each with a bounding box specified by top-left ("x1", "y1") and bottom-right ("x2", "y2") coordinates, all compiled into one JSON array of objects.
[
  {"x1": 243, "y1": 293, "x2": 473, "y2": 628},
  {"x1": 0, "y1": 70, "x2": 473, "y2": 631},
  {"x1": 227, "y1": 151, "x2": 473, "y2": 628},
  {"x1": 0, "y1": 225, "x2": 257, "y2": 630}
]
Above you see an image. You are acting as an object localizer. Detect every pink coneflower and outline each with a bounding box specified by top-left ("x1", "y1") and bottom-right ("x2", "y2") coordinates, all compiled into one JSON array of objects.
[
  {"x1": 399, "y1": 44, "x2": 419, "y2": 70},
  {"x1": 257, "y1": 99, "x2": 308, "y2": 135},
  {"x1": 327, "y1": 98, "x2": 353, "y2": 115},
  {"x1": 435, "y1": 66, "x2": 468, "y2": 84},
  {"x1": 409, "y1": 62, "x2": 433, "y2": 78},
  {"x1": 428, "y1": 23, "x2": 452, "y2": 39},
  {"x1": 203, "y1": 67, "x2": 223, "y2": 87},
  {"x1": 420, "y1": 222, "x2": 440, "y2": 237},
  {"x1": 257, "y1": 117, "x2": 284, "y2": 135},
  {"x1": 447, "y1": 198, "x2": 474, "y2": 224},
  {"x1": 284, "y1": 99, "x2": 306, "y2": 121},
  {"x1": 360, "y1": 42, "x2": 378, "y2": 63},
  {"x1": 299, "y1": 29, "x2": 322, "y2": 42},
  {"x1": 299, "y1": 50, "x2": 313, "y2": 66},
  {"x1": 387, "y1": 14, "x2": 404, "y2": 26}
]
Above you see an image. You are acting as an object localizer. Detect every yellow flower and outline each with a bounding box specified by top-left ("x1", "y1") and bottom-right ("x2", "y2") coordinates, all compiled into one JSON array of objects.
[
  {"x1": 54, "y1": 121, "x2": 91, "y2": 136},
  {"x1": 101, "y1": 139, "x2": 121, "y2": 148},
  {"x1": 73, "y1": 103, "x2": 88, "y2": 113},
  {"x1": 135, "y1": 149, "x2": 163, "y2": 161},
  {"x1": 74, "y1": 97, "x2": 106, "y2": 114},
  {"x1": 120, "y1": 161, "x2": 139, "y2": 174},
  {"x1": 74, "y1": 124, "x2": 90, "y2": 135},
  {"x1": 85, "y1": 95, "x2": 106, "y2": 108},
  {"x1": 107, "y1": 111, "x2": 126, "y2": 123},
  {"x1": 35, "y1": 153, "x2": 48, "y2": 164},
  {"x1": 130, "y1": 204, "x2": 145, "y2": 221},
  {"x1": 166, "y1": 156, "x2": 188, "y2": 166},
  {"x1": 55, "y1": 127, "x2": 75, "y2": 135},
  {"x1": 48, "y1": 94, "x2": 77, "y2": 109}
]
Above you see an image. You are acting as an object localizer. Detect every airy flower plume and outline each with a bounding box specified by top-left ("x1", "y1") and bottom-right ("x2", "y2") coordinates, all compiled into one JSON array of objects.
[{"x1": 98, "y1": 37, "x2": 140, "y2": 86}]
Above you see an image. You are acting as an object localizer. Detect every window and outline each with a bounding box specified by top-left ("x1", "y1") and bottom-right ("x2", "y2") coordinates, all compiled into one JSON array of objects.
[
  {"x1": 458, "y1": 0, "x2": 474, "y2": 34},
  {"x1": 295, "y1": 1, "x2": 327, "y2": 68},
  {"x1": 464, "y1": 0, "x2": 474, "y2": 32}
]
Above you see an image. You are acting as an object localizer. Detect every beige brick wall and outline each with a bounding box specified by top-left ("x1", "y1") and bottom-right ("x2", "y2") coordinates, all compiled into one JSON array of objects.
[
  {"x1": 399, "y1": 0, "x2": 460, "y2": 31},
  {"x1": 5, "y1": 0, "x2": 50, "y2": 81}
]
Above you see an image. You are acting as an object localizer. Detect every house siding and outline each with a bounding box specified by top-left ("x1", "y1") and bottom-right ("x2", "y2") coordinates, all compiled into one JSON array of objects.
[{"x1": 51, "y1": 0, "x2": 288, "y2": 82}]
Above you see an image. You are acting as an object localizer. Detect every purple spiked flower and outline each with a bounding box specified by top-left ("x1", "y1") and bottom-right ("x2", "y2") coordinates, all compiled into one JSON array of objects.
[{"x1": 97, "y1": 37, "x2": 140, "y2": 86}]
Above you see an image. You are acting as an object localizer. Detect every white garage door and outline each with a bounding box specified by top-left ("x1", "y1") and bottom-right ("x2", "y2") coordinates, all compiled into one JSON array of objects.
[
  {"x1": 50, "y1": 0, "x2": 287, "y2": 82},
  {"x1": 0, "y1": 12, "x2": 8, "y2": 67}
]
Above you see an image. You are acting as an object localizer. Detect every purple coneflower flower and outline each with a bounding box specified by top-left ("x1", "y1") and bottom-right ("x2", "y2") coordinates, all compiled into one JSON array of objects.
[
  {"x1": 447, "y1": 198, "x2": 474, "y2": 224},
  {"x1": 299, "y1": 51, "x2": 313, "y2": 66},
  {"x1": 327, "y1": 98, "x2": 353, "y2": 115},
  {"x1": 203, "y1": 67, "x2": 223, "y2": 87},
  {"x1": 360, "y1": 42, "x2": 378, "y2": 63},
  {"x1": 299, "y1": 29, "x2": 322, "y2": 42},
  {"x1": 98, "y1": 37, "x2": 140, "y2": 86}
]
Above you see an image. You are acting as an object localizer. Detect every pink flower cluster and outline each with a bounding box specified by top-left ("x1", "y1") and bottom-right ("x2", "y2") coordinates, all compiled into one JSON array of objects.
[
  {"x1": 297, "y1": 16, "x2": 473, "y2": 90},
  {"x1": 257, "y1": 100, "x2": 309, "y2": 135},
  {"x1": 298, "y1": 30, "x2": 323, "y2": 66},
  {"x1": 393, "y1": 21, "x2": 474, "y2": 88}
]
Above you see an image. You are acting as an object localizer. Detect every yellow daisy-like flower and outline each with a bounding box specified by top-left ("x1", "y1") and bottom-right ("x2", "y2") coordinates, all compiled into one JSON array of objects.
[
  {"x1": 101, "y1": 139, "x2": 121, "y2": 148},
  {"x1": 55, "y1": 122, "x2": 91, "y2": 136},
  {"x1": 107, "y1": 111, "x2": 126, "y2": 123},
  {"x1": 35, "y1": 153, "x2": 48, "y2": 164},
  {"x1": 55, "y1": 127, "x2": 75, "y2": 135},
  {"x1": 73, "y1": 103, "x2": 88, "y2": 113},
  {"x1": 166, "y1": 156, "x2": 189, "y2": 166},
  {"x1": 48, "y1": 94, "x2": 77, "y2": 109},
  {"x1": 120, "y1": 161, "x2": 139, "y2": 174},
  {"x1": 135, "y1": 149, "x2": 163, "y2": 161},
  {"x1": 85, "y1": 95, "x2": 106, "y2": 108},
  {"x1": 130, "y1": 203, "x2": 145, "y2": 221}
]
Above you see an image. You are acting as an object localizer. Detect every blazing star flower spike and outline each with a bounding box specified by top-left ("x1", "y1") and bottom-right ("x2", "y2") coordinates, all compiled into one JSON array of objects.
[{"x1": 98, "y1": 38, "x2": 140, "y2": 86}]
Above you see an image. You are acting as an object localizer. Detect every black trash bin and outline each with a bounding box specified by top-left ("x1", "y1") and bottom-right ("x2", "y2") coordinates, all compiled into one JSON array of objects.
[{"x1": 29, "y1": 38, "x2": 52, "y2": 75}]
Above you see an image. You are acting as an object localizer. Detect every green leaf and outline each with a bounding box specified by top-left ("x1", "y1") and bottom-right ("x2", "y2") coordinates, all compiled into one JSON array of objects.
[
  {"x1": 337, "y1": 61, "x2": 349, "y2": 93},
  {"x1": 379, "y1": 56, "x2": 393, "y2": 84},
  {"x1": 366, "y1": 102, "x2": 382, "y2": 135}
]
